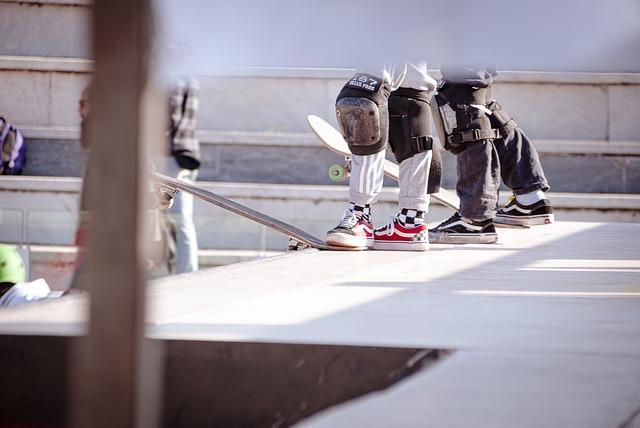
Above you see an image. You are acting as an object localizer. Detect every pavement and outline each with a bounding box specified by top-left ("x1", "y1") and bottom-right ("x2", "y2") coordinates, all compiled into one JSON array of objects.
[{"x1": 1, "y1": 221, "x2": 639, "y2": 427}]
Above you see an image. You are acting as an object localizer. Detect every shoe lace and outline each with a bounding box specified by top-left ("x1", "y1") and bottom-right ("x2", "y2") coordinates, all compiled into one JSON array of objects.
[
  {"x1": 435, "y1": 212, "x2": 461, "y2": 229},
  {"x1": 337, "y1": 210, "x2": 360, "y2": 228},
  {"x1": 382, "y1": 216, "x2": 398, "y2": 236}
]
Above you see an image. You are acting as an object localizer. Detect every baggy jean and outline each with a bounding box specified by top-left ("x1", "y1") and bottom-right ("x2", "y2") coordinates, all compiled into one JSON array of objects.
[
  {"x1": 161, "y1": 157, "x2": 199, "y2": 273},
  {"x1": 456, "y1": 127, "x2": 550, "y2": 220}
]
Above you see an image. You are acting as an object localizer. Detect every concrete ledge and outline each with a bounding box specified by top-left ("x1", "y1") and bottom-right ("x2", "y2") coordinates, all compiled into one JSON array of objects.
[
  {"x1": 2, "y1": 56, "x2": 640, "y2": 84},
  {"x1": 17, "y1": 126, "x2": 640, "y2": 156},
  {"x1": 0, "y1": 175, "x2": 81, "y2": 192},
  {"x1": 0, "y1": 56, "x2": 92, "y2": 73}
]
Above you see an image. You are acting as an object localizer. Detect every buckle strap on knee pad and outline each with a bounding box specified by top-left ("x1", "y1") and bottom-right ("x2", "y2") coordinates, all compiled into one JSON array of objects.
[
  {"x1": 448, "y1": 128, "x2": 500, "y2": 145},
  {"x1": 487, "y1": 100, "x2": 519, "y2": 137},
  {"x1": 411, "y1": 135, "x2": 433, "y2": 152},
  {"x1": 499, "y1": 119, "x2": 518, "y2": 137}
]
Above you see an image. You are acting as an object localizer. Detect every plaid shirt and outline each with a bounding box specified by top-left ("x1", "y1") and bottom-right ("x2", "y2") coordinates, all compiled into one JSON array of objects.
[{"x1": 169, "y1": 78, "x2": 200, "y2": 169}]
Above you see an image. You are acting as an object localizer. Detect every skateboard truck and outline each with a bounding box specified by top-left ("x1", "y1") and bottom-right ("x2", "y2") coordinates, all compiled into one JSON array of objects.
[
  {"x1": 328, "y1": 155, "x2": 351, "y2": 182},
  {"x1": 287, "y1": 237, "x2": 310, "y2": 251}
]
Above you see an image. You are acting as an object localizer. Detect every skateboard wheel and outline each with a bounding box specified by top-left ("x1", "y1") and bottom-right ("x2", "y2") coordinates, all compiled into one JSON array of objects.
[{"x1": 329, "y1": 164, "x2": 348, "y2": 181}]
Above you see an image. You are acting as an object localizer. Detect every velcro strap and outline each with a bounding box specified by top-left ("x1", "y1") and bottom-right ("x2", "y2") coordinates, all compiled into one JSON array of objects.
[
  {"x1": 448, "y1": 128, "x2": 500, "y2": 145},
  {"x1": 411, "y1": 135, "x2": 433, "y2": 152},
  {"x1": 499, "y1": 119, "x2": 518, "y2": 136}
]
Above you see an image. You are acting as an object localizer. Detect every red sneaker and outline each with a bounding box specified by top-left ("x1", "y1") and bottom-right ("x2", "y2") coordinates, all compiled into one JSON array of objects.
[
  {"x1": 326, "y1": 210, "x2": 374, "y2": 248},
  {"x1": 373, "y1": 217, "x2": 429, "y2": 251}
]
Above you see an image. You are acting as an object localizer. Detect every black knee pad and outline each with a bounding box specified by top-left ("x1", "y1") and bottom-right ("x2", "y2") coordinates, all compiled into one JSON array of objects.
[
  {"x1": 431, "y1": 83, "x2": 500, "y2": 155},
  {"x1": 336, "y1": 73, "x2": 390, "y2": 156},
  {"x1": 387, "y1": 88, "x2": 433, "y2": 164}
]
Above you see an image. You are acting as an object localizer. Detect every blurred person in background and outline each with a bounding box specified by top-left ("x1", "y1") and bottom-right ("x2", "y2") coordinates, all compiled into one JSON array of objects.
[
  {"x1": 0, "y1": 245, "x2": 62, "y2": 307},
  {"x1": 159, "y1": 78, "x2": 201, "y2": 273}
]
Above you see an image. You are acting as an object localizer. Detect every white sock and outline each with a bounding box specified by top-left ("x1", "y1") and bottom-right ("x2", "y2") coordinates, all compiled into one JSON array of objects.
[{"x1": 516, "y1": 190, "x2": 545, "y2": 206}]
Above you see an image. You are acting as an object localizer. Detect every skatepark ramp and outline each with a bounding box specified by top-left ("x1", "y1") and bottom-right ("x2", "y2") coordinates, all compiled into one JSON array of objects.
[{"x1": 1, "y1": 221, "x2": 639, "y2": 427}]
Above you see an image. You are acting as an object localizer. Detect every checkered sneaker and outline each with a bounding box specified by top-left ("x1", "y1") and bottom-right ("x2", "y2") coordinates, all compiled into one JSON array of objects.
[
  {"x1": 397, "y1": 209, "x2": 425, "y2": 226},
  {"x1": 373, "y1": 216, "x2": 429, "y2": 251},
  {"x1": 348, "y1": 202, "x2": 371, "y2": 222}
]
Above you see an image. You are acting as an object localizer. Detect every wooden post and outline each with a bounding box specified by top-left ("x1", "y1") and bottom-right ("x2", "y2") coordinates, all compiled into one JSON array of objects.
[{"x1": 71, "y1": 0, "x2": 162, "y2": 426}]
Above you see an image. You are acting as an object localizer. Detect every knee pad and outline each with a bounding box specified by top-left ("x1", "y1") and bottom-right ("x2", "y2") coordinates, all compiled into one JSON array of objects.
[
  {"x1": 336, "y1": 73, "x2": 390, "y2": 156},
  {"x1": 487, "y1": 100, "x2": 518, "y2": 138},
  {"x1": 387, "y1": 88, "x2": 434, "y2": 164},
  {"x1": 431, "y1": 83, "x2": 500, "y2": 155}
]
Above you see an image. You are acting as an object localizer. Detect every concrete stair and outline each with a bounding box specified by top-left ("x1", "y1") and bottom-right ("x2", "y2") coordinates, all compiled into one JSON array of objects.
[
  {"x1": 2, "y1": 176, "x2": 639, "y2": 247},
  {"x1": 1, "y1": 55, "x2": 640, "y2": 192},
  {"x1": 2, "y1": 175, "x2": 638, "y2": 290}
]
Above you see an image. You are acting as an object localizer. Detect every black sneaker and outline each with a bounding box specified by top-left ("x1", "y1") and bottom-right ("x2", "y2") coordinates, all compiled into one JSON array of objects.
[
  {"x1": 429, "y1": 212, "x2": 498, "y2": 244},
  {"x1": 495, "y1": 196, "x2": 554, "y2": 226}
]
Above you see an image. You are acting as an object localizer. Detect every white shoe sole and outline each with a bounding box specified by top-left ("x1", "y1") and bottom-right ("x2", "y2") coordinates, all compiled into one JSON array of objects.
[
  {"x1": 494, "y1": 213, "x2": 555, "y2": 226},
  {"x1": 373, "y1": 240, "x2": 429, "y2": 251},
  {"x1": 429, "y1": 232, "x2": 498, "y2": 244},
  {"x1": 326, "y1": 233, "x2": 373, "y2": 249}
]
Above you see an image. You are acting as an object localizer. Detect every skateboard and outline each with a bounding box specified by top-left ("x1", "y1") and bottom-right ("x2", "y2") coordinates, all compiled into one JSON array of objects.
[
  {"x1": 307, "y1": 115, "x2": 529, "y2": 229},
  {"x1": 307, "y1": 114, "x2": 461, "y2": 211},
  {"x1": 150, "y1": 172, "x2": 365, "y2": 251}
]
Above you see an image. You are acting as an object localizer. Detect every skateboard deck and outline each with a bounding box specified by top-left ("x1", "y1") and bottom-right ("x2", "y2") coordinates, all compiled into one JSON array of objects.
[
  {"x1": 307, "y1": 114, "x2": 461, "y2": 211},
  {"x1": 150, "y1": 172, "x2": 365, "y2": 251}
]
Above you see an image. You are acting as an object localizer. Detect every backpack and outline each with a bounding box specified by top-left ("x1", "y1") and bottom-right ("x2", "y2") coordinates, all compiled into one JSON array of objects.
[{"x1": 0, "y1": 118, "x2": 26, "y2": 175}]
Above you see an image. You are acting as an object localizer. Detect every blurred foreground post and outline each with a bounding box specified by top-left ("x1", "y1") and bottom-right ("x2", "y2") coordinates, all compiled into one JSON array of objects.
[{"x1": 71, "y1": 0, "x2": 162, "y2": 426}]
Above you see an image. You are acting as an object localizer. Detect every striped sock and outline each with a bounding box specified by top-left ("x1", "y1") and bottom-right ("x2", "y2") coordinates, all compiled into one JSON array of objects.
[
  {"x1": 349, "y1": 202, "x2": 371, "y2": 222},
  {"x1": 397, "y1": 208, "x2": 425, "y2": 227}
]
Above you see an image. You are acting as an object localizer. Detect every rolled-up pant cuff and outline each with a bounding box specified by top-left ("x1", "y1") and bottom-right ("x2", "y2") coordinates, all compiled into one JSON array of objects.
[
  {"x1": 514, "y1": 181, "x2": 550, "y2": 195},
  {"x1": 399, "y1": 195, "x2": 430, "y2": 212},
  {"x1": 349, "y1": 191, "x2": 377, "y2": 207}
]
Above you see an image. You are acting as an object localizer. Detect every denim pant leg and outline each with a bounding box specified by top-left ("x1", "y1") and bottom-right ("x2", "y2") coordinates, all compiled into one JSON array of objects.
[
  {"x1": 162, "y1": 157, "x2": 199, "y2": 273},
  {"x1": 493, "y1": 128, "x2": 550, "y2": 195},
  {"x1": 456, "y1": 140, "x2": 501, "y2": 220}
]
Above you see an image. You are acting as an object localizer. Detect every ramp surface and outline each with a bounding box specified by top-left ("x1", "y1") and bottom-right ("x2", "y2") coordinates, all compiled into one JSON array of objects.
[{"x1": 1, "y1": 222, "x2": 639, "y2": 427}]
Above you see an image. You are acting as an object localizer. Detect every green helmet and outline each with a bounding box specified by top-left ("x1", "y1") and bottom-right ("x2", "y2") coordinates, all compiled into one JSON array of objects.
[{"x1": 0, "y1": 245, "x2": 26, "y2": 284}]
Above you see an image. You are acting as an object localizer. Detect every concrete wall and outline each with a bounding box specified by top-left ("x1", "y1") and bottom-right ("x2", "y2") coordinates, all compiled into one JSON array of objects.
[
  {"x1": 3, "y1": 58, "x2": 640, "y2": 139},
  {"x1": 0, "y1": 1, "x2": 91, "y2": 58}
]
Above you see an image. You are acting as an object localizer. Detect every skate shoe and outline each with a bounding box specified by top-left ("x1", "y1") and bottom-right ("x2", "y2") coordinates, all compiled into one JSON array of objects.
[
  {"x1": 373, "y1": 216, "x2": 429, "y2": 251},
  {"x1": 326, "y1": 210, "x2": 373, "y2": 248},
  {"x1": 429, "y1": 212, "x2": 497, "y2": 244},
  {"x1": 495, "y1": 196, "x2": 554, "y2": 226}
]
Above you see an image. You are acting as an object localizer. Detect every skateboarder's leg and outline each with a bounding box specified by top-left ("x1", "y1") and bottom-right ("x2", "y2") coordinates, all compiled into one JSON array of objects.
[
  {"x1": 488, "y1": 99, "x2": 554, "y2": 226},
  {"x1": 327, "y1": 70, "x2": 391, "y2": 248},
  {"x1": 429, "y1": 64, "x2": 501, "y2": 244},
  {"x1": 373, "y1": 63, "x2": 437, "y2": 251}
]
